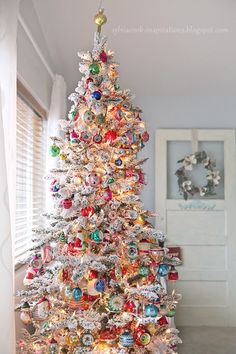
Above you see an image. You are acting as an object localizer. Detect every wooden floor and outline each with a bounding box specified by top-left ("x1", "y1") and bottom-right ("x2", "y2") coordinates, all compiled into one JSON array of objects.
[{"x1": 178, "y1": 327, "x2": 236, "y2": 354}]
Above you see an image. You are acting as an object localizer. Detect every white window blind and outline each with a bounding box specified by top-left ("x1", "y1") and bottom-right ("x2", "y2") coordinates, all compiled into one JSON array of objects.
[{"x1": 15, "y1": 94, "x2": 47, "y2": 263}]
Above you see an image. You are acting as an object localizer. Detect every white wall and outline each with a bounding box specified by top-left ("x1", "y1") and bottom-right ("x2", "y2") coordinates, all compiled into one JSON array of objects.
[
  {"x1": 17, "y1": 0, "x2": 54, "y2": 111},
  {"x1": 137, "y1": 95, "x2": 236, "y2": 212}
]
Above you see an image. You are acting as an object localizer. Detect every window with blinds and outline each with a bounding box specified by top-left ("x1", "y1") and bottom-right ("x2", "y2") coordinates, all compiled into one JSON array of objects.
[{"x1": 15, "y1": 91, "x2": 47, "y2": 263}]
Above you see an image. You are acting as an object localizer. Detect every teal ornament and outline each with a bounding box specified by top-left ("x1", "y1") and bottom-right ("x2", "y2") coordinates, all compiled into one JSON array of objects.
[
  {"x1": 72, "y1": 287, "x2": 82, "y2": 301},
  {"x1": 139, "y1": 265, "x2": 149, "y2": 277},
  {"x1": 141, "y1": 140, "x2": 145, "y2": 149},
  {"x1": 157, "y1": 264, "x2": 169, "y2": 277},
  {"x1": 95, "y1": 279, "x2": 106, "y2": 292},
  {"x1": 96, "y1": 114, "x2": 105, "y2": 124},
  {"x1": 144, "y1": 304, "x2": 159, "y2": 317},
  {"x1": 49, "y1": 145, "x2": 60, "y2": 157},
  {"x1": 107, "y1": 177, "x2": 115, "y2": 184},
  {"x1": 108, "y1": 293, "x2": 124, "y2": 312},
  {"x1": 119, "y1": 330, "x2": 134, "y2": 348},
  {"x1": 89, "y1": 63, "x2": 100, "y2": 75},
  {"x1": 90, "y1": 229, "x2": 103, "y2": 243},
  {"x1": 127, "y1": 242, "x2": 138, "y2": 260},
  {"x1": 166, "y1": 308, "x2": 176, "y2": 317},
  {"x1": 71, "y1": 110, "x2": 78, "y2": 119}
]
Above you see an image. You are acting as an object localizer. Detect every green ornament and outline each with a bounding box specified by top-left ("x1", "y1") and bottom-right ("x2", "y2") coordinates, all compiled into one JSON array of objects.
[
  {"x1": 89, "y1": 63, "x2": 100, "y2": 75},
  {"x1": 114, "y1": 82, "x2": 120, "y2": 90},
  {"x1": 90, "y1": 229, "x2": 102, "y2": 243},
  {"x1": 59, "y1": 232, "x2": 66, "y2": 243},
  {"x1": 96, "y1": 114, "x2": 105, "y2": 124},
  {"x1": 71, "y1": 110, "x2": 77, "y2": 119},
  {"x1": 166, "y1": 308, "x2": 176, "y2": 318},
  {"x1": 139, "y1": 265, "x2": 149, "y2": 277},
  {"x1": 49, "y1": 145, "x2": 60, "y2": 157},
  {"x1": 107, "y1": 178, "x2": 115, "y2": 184}
]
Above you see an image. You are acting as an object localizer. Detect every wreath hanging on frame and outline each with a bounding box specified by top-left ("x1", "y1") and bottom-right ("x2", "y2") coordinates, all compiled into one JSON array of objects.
[{"x1": 175, "y1": 151, "x2": 221, "y2": 200}]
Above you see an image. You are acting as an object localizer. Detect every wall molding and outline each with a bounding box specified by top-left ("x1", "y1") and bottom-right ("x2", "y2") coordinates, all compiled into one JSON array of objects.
[{"x1": 18, "y1": 14, "x2": 55, "y2": 80}]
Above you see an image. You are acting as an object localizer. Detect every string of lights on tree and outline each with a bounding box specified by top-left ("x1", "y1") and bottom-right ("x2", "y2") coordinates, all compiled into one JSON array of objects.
[{"x1": 16, "y1": 6, "x2": 182, "y2": 354}]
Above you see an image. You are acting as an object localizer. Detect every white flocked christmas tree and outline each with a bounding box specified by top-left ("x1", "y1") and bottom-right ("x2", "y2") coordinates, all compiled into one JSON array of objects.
[{"x1": 17, "y1": 8, "x2": 182, "y2": 354}]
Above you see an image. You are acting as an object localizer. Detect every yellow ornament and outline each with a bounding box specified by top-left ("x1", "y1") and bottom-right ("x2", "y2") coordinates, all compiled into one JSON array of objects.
[
  {"x1": 59, "y1": 153, "x2": 67, "y2": 161},
  {"x1": 135, "y1": 215, "x2": 146, "y2": 225},
  {"x1": 94, "y1": 8, "x2": 107, "y2": 33}
]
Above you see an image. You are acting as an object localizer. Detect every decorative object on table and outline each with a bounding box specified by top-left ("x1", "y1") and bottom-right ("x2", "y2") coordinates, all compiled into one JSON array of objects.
[{"x1": 175, "y1": 150, "x2": 221, "y2": 200}]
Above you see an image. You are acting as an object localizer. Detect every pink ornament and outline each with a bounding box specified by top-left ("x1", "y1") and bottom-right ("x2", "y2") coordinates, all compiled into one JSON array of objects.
[
  {"x1": 70, "y1": 130, "x2": 78, "y2": 140},
  {"x1": 103, "y1": 188, "x2": 113, "y2": 201},
  {"x1": 41, "y1": 244, "x2": 53, "y2": 263},
  {"x1": 142, "y1": 131, "x2": 149, "y2": 142},
  {"x1": 99, "y1": 51, "x2": 108, "y2": 63},
  {"x1": 138, "y1": 171, "x2": 145, "y2": 184},
  {"x1": 86, "y1": 172, "x2": 102, "y2": 187},
  {"x1": 63, "y1": 199, "x2": 72, "y2": 209}
]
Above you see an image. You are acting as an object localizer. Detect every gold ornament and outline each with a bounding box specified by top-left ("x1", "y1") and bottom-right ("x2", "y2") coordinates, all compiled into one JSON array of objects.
[{"x1": 94, "y1": 8, "x2": 107, "y2": 33}]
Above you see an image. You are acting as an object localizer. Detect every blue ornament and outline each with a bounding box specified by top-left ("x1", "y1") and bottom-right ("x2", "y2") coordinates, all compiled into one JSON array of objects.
[
  {"x1": 157, "y1": 264, "x2": 169, "y2": 277},
  {"x1": 95, "y1": 279, "x2": 106, "y2": 292},
  {"x1": 141, "y1": 140, "x2": 145, "y2": 149},
  {"x1": 115, "y1": 158, "x2": 122, "y2": 166},
  {"x1": 119, "y1": 330, "x2": 134, "y2": 348},
  {"x1": 90, "y1": 230, "x2": 103, "y2": 243},
  {"x1": 72, "y1": 287, "x2": 82, "y2": 301},
  {"x1": 91, "y1": 91, "x2": 101, "y2": 100},
  {"x1": 144, "y1": 304, "x2": 159, "y2": 317}
]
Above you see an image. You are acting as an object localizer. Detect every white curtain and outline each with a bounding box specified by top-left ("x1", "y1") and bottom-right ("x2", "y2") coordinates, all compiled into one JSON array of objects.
[
  {"x1": 46, "y1": 74, "x2": 67, "y2": 210},
  {"x1": 0, "y1": 0, "x2": 19, "y2": 353}
]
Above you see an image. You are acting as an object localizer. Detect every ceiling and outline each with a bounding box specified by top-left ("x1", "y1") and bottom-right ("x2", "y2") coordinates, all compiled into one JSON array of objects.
[{"x1": 32, "y1": 0, "x2": 236, "y2": 97}]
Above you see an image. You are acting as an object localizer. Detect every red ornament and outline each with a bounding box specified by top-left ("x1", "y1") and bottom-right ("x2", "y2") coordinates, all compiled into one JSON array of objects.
[
  {"x1": 148, "y1": 272, "x2": 156, "y2": 282},
  {"x1": 99, "y1": 328, "x2": 117, "y2": 344},
  {"x1": 125, "y1": 168, "x2": 134, "y2": 177},
  {"x1": 158, "y1": 316, "x2": 169, "y2": 326},
  {"x1": 86, "y1": 77, "x2": 93, "y2": 85},
  {"x1": 88, "y1": 270, "x2": 98, "y2": 279},
  {"x1": 124, "y1": 300, "x2": 137, "y2": 313},
  {"x1": 105, "y1": 130, "x2": 117, "y2": 144},
  {"x1": 135, "y1": 325, "x2": 151, "y2": 347},
  {"x1": 81, "y1": 206, "x2": 95, "y2": 217},
  {"x1": 99, "y1": 51, "x2": 108, "y2": 63},
  {"x1": 142, "y1": 131, "x2": 149, "y2": 143},
  {"x1": 168, "y1": 266, "x2": 179, "y2": 281},
  {"x1": 63, "y1": 199, "x2": 72, "y2": 209}
]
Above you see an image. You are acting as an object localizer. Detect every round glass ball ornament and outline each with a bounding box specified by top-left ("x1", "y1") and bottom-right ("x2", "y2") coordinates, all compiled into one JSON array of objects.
[
  {"x1": 86, "y1": 172, "x2": 101, "y2": 187},
  {"x1": 62, "y1": 199, "x2": 72, "y2": 209},
  {"x1": 49, "y1": 145, "x2": 60, "y2": 157},
  {"x1": 139, "y1": 265, "x2": 149, "y2": 277},
  {"x1": 115, "y1": 158, "x2": 123, "y2": 166},
  {"x1": 127, "y1": 241, "x2": 138, "y2": 260},
  {"x1": 80, "y1": 332, "x2": 94, "y2": 347},
  {"x1": 94, "y1": 279, "x2": 106, "y2": 293},
  {"x1": 166, "y1": 308, "x2": 176, "y2": 318},
  {"x1": 157, "y1": 264, "x2": 169, "y2": 277},
  {"x1": 83, "y1": 110, "x2": 95, "y2": 125},
  {"x1": 93, "y1": 133, "x2": 103, "y2": 144},
  {"x1": 103, "y1": 188, "x2": 113, "y2": 201},
  {"x1": 89, "y1": 63, "x2": 100, "y2": 75},
  {"x1": 90, "y1": 229, "x2": 103, "y2": 243},
  {"x1": 144, "y1": 304, "x2": 159, "y2": 317},
  {"x1": 96, "y1": 114, "x2": 105, "y2": 124},
  {"x1": 99, "y1": 51, "x2": 108, "y2": 63},
  {"x1": 119, "y1": 330, "x2": 134, "y2": 348},
  {"x1": 72, "y1": 287, "x2": 82, "y2": 301},
  {"x1": 108, "y1": 293, "x2": 124, "y2": 312},
  {"x1": 91, "y1": 91, "x2": 101, "y2": 100},
  {"x1": 50, "y1": 179, "x2": 60, "y2": 193},
  {"x1": 135, "y1": 327, "x2": 151, "y2": 347}
]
